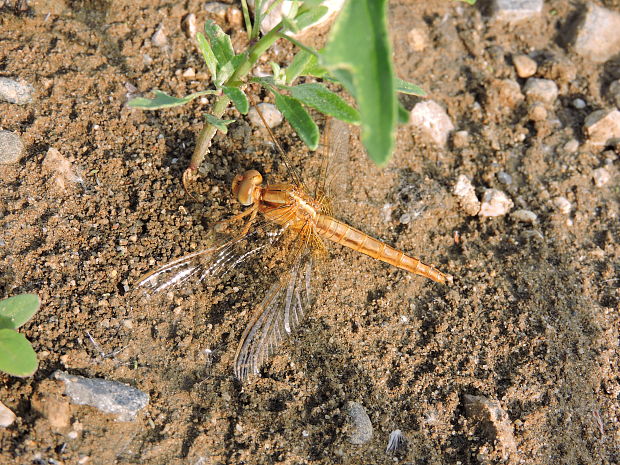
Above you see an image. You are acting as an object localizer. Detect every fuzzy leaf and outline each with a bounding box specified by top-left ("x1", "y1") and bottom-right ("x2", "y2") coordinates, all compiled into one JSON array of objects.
[
  {"x1": 0, "y1": 294, "x2": 39, "y2": 330},
  {"x1": 0, "y1": 329, "x2": 38, "y2": 377},
  {"x1": 223, "y1": 86, "x2": 249, "y2": 114},
  {"x1": 395, "y1": 78, "x2": 426, "y2": 96},
  {"x1": 204, "y1": 113, "x2": 235, "y2": 134},
  {"x1": 204, "y1": 20, "x2": 234, "y2": 67},
  {"x1": 322, "y1": 0, "x2": 395, "y2": 165},
  {"x1": 274, "y1": 93, "x2": 319, "y2": 150},
  {"x1": 289, "y1": 83, "x2": 359, "y2": 124},
  {"x1": 128, "y1": 90, "x2": 216, "y2": 109},
  {"x1": 294, "y1": 5, "x2": 329, "y2": 30},
  {"x1": 196, "y1": 32, "x2": 218, "y2": 79}
]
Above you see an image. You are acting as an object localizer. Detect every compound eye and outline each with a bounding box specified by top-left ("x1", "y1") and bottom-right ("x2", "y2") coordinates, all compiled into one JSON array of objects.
[{"x1": 232, "y1": 170, "x2": 263, "y2": 206}]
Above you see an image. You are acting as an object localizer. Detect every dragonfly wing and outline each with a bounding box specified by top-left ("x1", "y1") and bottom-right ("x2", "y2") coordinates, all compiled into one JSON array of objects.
[
  {"x1": 133, "y1": 219, "x2": 287, "y2": 299},
  {"x1": 234, "y1": 251, "x2": 313, "y2": 381}
]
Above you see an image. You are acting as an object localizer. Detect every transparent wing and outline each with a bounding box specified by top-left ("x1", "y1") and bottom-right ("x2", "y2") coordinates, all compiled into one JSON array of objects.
[
  {"x1": 235, "y1": 249, "x2": 313, "y2": 381},
  {"x1": 316, "y1": 118, "x2": 351, "y2": 207}
]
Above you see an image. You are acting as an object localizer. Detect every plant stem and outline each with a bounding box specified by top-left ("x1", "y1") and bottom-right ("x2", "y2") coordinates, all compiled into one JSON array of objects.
[{"x1": 188, "y1": 23, "x2": 283, "y2": 172}]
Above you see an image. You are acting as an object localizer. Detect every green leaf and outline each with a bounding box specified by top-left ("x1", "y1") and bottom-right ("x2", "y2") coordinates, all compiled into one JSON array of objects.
[
  {"x1": 274, "y1": 92, "x2": 319, "y2": 150},
  {"x1": 0, "y1": 294, "x2": 39, "y2": 330},
  {"x1": 289, "y1": 83, "x2": 359, "y2": 124},
  {"x1": 322, "y1": 0, "x2": 396, "y2": 165},
  {"x1": 215, "y1": 54, "x2": 246, "y2": 86},
  {"x1": 301, "y1": 53, "x2": 328, "y2": 78},
  {"x1": 286, "y1": 50, "x2": 314, "y2": 84},
  {"x1": 0, "y1": 329, "x2": 38, "y2": 377},
  {"x1": 395, "y1": 78, "x2": 426, "y2": 96},
  {"x1": 204, "y1": 113, "x2": 235, "y2": 134},
  {"x1": 294, "y1": 5, "x2": 329, "y2": 30},
  {"x1": 128, "y1": 90, "x2": 216, "y2": 109},
  {"x1": 196, "y1": 32, "x2": 218, "y2": 79},
  {"x1": 223, "y1": 86, "x2": 249, "y2": 114},
  {"x1": 204, "y1": 20, "x2": 234, "y2": 67},
  {"x1": 458, "y1": 0, "x2": 476, "y2": 4}
]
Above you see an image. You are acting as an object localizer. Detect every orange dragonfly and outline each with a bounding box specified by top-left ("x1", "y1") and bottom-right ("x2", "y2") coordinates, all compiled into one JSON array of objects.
[{"x1": 135, "y1": 119, "x2": 452, "y2": 381}]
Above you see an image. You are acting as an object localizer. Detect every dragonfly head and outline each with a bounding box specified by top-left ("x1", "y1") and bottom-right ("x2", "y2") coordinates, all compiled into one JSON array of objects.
[{"x1": 232, "y1": 170, "x2": 263, "y2": 206}]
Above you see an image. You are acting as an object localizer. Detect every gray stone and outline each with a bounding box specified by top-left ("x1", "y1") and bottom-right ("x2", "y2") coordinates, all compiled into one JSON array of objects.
[
  {"x1": 493, "y1": 0, "x2": 543, "y2": 24},
  {"x1": 572, "y1": 98, "x2": 586, "y2": 109},
  {"x1": 409, "y1": 100, "x2": 454, "y2": 147},
  {"x1": 248, "y1": 103, "x2": 283, "y2": 129},
  {"x1": 523, "y1": 78, "x2": 558, "y2": 104},
  {"x1": 608, "y1": 80, "x2": 620, "y2": 108},
  {"x1": 496, "y1": 171, "x2": 512, "y2": 185},
  {"x1": 479, "y1": 189, "x2": 513, "y2": 217},
  {"x1": 571, "y1": 4, "x2": 620, "y2": 63},
  {"x1": 563, "y1": 139, "x2": 579, "y2": 153},
  {"x1": 584, "y1": 109, "x2": 620, "y2": 147},
  {"x1": 0, "y1": 77, "x2": 34, "y2": 104},
  {"x1": 0, "y1": 130, "x2": 25, "y2": 164},
  {"x1": 54, "y1": 371, "x2": 149, "y2": 421},
  {"x1": 151, "y1": 24, "x2": 168, "y2": 47},
  {"x1": 345, "y1": 401, "x2": 373, "y2": 445},
  {"x1": 513, "y1": 54, "x2": 537, "y2": 78}
]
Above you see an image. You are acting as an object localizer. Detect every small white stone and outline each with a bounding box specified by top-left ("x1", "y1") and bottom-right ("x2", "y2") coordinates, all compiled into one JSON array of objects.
[
  {"x1": 523, "y1": 78, "x2": 558, "y2": 104},
  {"x1": 151, "y1": 24, "x2": 167, "y2": 47},
  {"x1": 479, "y1": 189, "x2": 514, "y2": 217},
  {"x1": 497, "y1": 171, "x2": 512, "y2": 185},
  {"x1": 453, "y1": 175, "x2": 481, "y2": 216},
  {"x1": 182, "y1": 13, "x2": 197, "y2": 38},
  {"x1": 563, "y1": 139, "x2": 579, "y2": 153},
  {"x1": 608, "y1": 80, "x2": 620, "y2": 108},
  {"x1": 409, "y1": 100, "x2": 454, "y2": 147},
  {"x1": 0, "y1": 77, "x2": 34, "y2": 105},
  {"x1": 511, "y1": 209, "x2": 538, "y2": 224},
  {"x1": 513, "y1": 54, "x2": 537, "y2": 78},
  {"x1": 345, "y1": 401, "x2": 373, "y2": 445},
  {"x1": 182, "y1": 68, "x2": 196, "y2": 78},
  {"x1": 592, "y1": 167, "x2": 611, "y2": 187},
  {"x1": 584, "y1": 109, "x2": 620, "y2": 147},
  {"x1": 204, "y1": 2, "x2": 228, "y2": 19},
  {"x1": 0, "y1": 130, "x2": 25, "y2": 164},
  {"x1": 248, "y1": 103, "x2": 283, "y2": 128},
  {"x1": 0, "y1": 401, "x2": 16, "y2": 427},
  {"x1": 407, "y1": 27, "x2": 429, "y2": 52},
  {"x1": 553, "y1": 196, "x2": 571, "y2": 214}
]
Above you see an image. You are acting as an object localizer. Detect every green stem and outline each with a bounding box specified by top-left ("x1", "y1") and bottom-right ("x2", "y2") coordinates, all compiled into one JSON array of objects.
[
  {"x1": 278, "y1": 32, "x2": 318, "y2": 57},
  {"x1": 189, "y1": 23, "x2": 283, "y2": 171}
]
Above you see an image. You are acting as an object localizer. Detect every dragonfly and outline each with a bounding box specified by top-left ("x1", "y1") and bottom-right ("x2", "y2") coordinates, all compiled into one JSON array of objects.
[{"x1": 134, "y1": 118, "x2": 452, "y2": 382}]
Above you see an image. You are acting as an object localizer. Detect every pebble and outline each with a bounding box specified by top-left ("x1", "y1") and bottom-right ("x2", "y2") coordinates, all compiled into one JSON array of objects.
[
  {"x1": 453, "y1": 175, "x2": 481, "y2": 216},
  {"x1": 0, "y1": 401, "x2": 16, "y2": 427},
  {"x1": 523, "y1": 78, "x2": 558, "y2": 104},
  {"x1": 407, "y1": 26, "x2": 429, "y2": 52},
  {"x1": 248, "y1": 103, "x2": 283, "y2": 129},
  {"x1": 570, "y1": 4, "x2": 620, "y2": 63},
  {"x1": 552, "y1": 196, "x2": 571, "y2": 214},
  {"x1": 42, "y1": 148, "x2": 84, "y2": 191},
  {"x1": 592, "y1": 167, "x2": 611, "y2": 187},
  {"x1": 479, "y1": 189, "x2": 514, "y2": 217},
  {"x1": 182, "y1": 13, "x2": 197, "y2": 38},
  {"x1": 54, "y1": 371, "x2": 149, "y2": 422},
  {"x1": 511, "y1": 209, "x2": 538, "y2": 224},
  {"x1": 464, "y1": 394, "x2": 517, "y2": 461},
  {"x1": 563, "y1": 139, "x2": 579, "y2": 153},
  {"x1": 151, "y1": 24, "x2": 168, "y2": 47},
  {"x1": 513, "y1": 54, "x2": 537, "y2": 78},
  {"x1": 409, "y1": 100, "x2": 454, "y2": 147},
  {"x1": 496, "y1": 171, "x2": 512, "y2": 185},
  {"x1": 492, "y1": 79, "x2": 524, "y2": 109},
  {"x1": 0, "y1": 130, "x2": 25, "y2": 164},
  {"x1": 204, "y1": 2, "x2": 228, "y2": 20},
  {"x1": 584, "y1": 109, "x2": 620, "y2": 147},
  {"x1": 528, "y1": 103, "x2": 547, "y2": 121},
  {"x1": 572, "y1": 98, "x2": 586, "y2": 109},
  {"x1": 492, "y1": 0, "x2": 543, "y2": 24},
  {"x1": 345, "y1": 401, "x2": 373, "y2": 445},
  {"x1": 0, "y1": 77, "x2": 34, "y2": 104},
  {"x1": 452, "y1": 130, "x2": 469, "y2": 148},
  {"x1": 608, "y1": 80, "x2": 620, "y2": 108},
  {"x1": 182, "y1": 67, "x2": 196, "y2": 78}
]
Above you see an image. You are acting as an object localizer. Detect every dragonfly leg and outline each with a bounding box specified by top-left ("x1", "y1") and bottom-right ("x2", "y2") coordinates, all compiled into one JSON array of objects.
[
  {"x1": 239, "y1": 208, "x2": 258, "y2": 236},
  {"x1": 215, "y1": 205, "x2": 257, "y2": 232}
]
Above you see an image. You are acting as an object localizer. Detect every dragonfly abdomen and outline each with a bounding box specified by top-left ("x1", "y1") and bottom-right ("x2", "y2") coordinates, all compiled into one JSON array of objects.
[{"x1": 314, "y1": 215, "x2": 452, "y2": 284}]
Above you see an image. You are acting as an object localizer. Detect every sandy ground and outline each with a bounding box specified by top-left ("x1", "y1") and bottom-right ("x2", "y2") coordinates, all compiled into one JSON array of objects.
[{"x1": 1, "y1": 0, "x2": 619, "y2": 464}]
